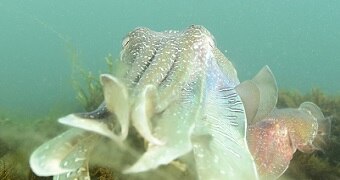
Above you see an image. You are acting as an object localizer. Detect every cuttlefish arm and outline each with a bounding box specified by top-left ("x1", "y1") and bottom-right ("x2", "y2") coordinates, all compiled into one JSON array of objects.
[
  {"x1": 131, "y1": 84, "x2": 164, "y2": 145},
  {"x1": 30, "y1": 128, "x2": 99, "y2": 177},
  {"x1": 53, "y1": 160, "x2": 90, "y2": 180},
  {"x1": 59, "y1": 74, "x2": 129, "y2": 143},
  {"x1": 60, "y1": 73, "x2": 162, "y2": 146},
  {"x1": 124, "y1": 82, "x2": 198, "y2": 173}
]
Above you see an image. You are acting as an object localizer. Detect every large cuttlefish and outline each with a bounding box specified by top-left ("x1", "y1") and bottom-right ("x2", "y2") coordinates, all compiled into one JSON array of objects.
[{"x1": 30, "y1": 25, "x2": 258, "y2": 179}]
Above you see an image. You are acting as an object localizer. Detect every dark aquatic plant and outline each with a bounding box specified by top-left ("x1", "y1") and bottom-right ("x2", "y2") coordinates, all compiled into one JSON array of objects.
[
  {"x1": 70, "y1": 52, "x2": 117, "y2": 112},
  {"x1": 70, "y1": 50, "x2": 102, "y2": 111}
]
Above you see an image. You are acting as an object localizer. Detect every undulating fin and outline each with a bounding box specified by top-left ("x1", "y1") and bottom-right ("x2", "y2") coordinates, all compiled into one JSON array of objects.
[
  {"x1": 58, "y1": 104, "x2": 121, "y2": 144},
  {"x1": 124, "y1": 82, "x2": 199, "y2": 174},
  {"x1": 212, "y1": 47, "x2": 240, "y2": 86},
  {"x1": 191, "y1": 64, "x2": 258, "y2": 180},
  {"x1": 131, "y1": 84, "x2": 163, "y2": 145},
  {"x1": 30, "y1": 128, "x2": 99, "y2": 176},
  {"x1": 251, "y1": 66, "x2": 278, "y2": 123},
  {"x1": 235, "y1": 80, "x2": 260, "y2": 124},
  {"x1": 100, "y1": 74, "x2": 129, "y2": 140},
  {"x1": 53, "y1": 160, "x2": 90, "y2": 180},
  {"x1": 299, "y1": 102, "x2": 330, "y2": 151}
]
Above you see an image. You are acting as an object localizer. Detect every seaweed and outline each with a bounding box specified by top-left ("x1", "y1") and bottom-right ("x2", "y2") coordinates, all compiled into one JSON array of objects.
[
  {"x1": 89, "y1": 166, "x2": 116, "y2": 180},
  {"x1": 70, "y1": 50, "x2": 104, "y2": 111},
  {"x1": 70, "y1": 53, "x2": 126, "y2": 112},
  {"x1": 0, "y1": 158, "x2": 16, "y2": 180}
]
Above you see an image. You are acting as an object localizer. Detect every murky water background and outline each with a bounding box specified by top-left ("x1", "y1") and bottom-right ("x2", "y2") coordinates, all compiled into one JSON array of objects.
[{"x1": 1, "y1": 0, "x2": 339, "y2": 118}]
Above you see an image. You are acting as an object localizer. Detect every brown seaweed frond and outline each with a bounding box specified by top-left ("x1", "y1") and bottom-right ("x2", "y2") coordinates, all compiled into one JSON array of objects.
[
  {"x1": 0, "y1": 153, "x2": 25, "y2": 180},
  {"x1": 70, "y1": 50, "x2": 104, "y2": 111},
  {"x1": 0, "y1": 159, "x2": 12, "y2": 179},
  {"x1": 90, "y1": 166, "x2": 116, "y2": 180}
]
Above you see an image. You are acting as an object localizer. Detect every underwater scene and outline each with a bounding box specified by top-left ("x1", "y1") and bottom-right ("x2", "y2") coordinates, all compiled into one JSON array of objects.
[{"x1": 1, "y1": 1, "x2": 340, "y2": 180}]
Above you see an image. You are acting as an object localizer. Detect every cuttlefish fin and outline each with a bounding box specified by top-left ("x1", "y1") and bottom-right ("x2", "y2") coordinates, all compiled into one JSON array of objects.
[
  {"x1": 131, "y1": 85, "x2": 163, "y2": 145},
  {"x1": 235, "y1": 66, "x2": 277, "y2": 125},
  {"x1": 53, "y1": 160, "x2": 90, "y2": 180},
  {"x1": 299, "y1": 102, "x2": 331, "y2": 151},
  {"x1": 100, "y1": 74, "x2": 129, "y2": 140},
  {"x1": 192, "y1": 77, "x2": 258, "y2": 180},
  {"x1": 58, "y1": 104, "x2": 121, "y2": 143},
  {"x1": 30, "y1": 128, "x2": 99, "y2": 177},
  {"x1": 235, "y1": 80, "x2": 260, "y2": 125}
]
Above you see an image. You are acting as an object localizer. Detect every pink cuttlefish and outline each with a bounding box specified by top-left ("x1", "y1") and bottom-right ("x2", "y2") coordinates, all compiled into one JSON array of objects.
[{"x1": 236, "y1": 67, "x2": 331, "y2": 179}]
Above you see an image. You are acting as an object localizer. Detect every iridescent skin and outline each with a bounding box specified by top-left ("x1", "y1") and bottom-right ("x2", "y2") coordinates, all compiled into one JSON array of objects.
[
  {"x1": 120, "y1": 25, "x2": 258, "y2": 179},
  {"x1": 30, "y1": 25, "x2": 258, "y2": 180}
]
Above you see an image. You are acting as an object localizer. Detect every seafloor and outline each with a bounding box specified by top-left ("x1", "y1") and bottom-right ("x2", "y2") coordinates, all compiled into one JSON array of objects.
[
  {"x1": 1, "y1": 88, "x2": 339, "y2": 180},
  {"x1": 1, "y1": 61, "x2": 340, "y2": 180}
]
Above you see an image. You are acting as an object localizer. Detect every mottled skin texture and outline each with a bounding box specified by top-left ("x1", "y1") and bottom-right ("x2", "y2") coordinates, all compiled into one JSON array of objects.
[
  {"x1": 119, "y1": 25, "x2": 258, "y2": 179},
  {"x1": 30, "y1": 25, "x2": 259, "y2": 180},
  {"x1": 120, "y1": 26, "x2": 239, "y2": 110},
  {"x1": 247, "y1": 105, "x2": 325, "y2": 179}
]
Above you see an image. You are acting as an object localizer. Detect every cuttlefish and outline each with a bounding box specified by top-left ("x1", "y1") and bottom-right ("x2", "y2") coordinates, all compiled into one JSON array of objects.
[
  {"x1": 29, "y1": 25, "x2": 330, "y2": 180},
  {"x1": 237, "y1": 67, "x2": 331, "y2": 179},
  {"x1": 30, "y1": 25, "x2": 260, "y2": 179}
]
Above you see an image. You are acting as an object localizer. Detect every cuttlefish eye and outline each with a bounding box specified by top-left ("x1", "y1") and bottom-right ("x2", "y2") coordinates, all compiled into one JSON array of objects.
[{"x1": 122, "y1": 36, "x2": 130, "y2": 48}]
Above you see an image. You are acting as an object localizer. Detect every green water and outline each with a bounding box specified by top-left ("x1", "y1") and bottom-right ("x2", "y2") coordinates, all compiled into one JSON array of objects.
[{"x1": 1, "y1": 0, "x2": 339, "y2": 118}]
